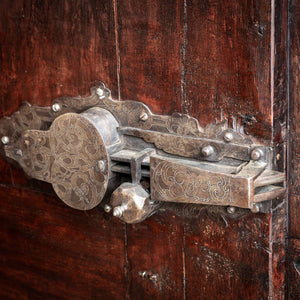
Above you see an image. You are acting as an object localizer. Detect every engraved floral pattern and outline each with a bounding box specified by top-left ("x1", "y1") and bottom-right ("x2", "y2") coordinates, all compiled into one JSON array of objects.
[
  {"x1": 151, "y1": 158, "x2": 232, "y2": 205},
  {"x1": 49, "y1": 113, "x2": 109, "y2": 210}
]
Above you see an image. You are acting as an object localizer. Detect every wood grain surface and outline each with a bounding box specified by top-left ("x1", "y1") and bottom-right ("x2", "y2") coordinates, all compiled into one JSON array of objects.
[
  {"x1": 288, "y1": 0, "x2": 300, "y2": 298},
  {"x1": 0, "y1": 0, "x2": 291, "y2": 299}
]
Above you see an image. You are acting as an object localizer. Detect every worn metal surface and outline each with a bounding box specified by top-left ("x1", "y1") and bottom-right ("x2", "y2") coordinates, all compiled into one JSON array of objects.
[
  {"x1": 4, "y1": 107, "x2": 121, "y2": 210},
  {"x1": 110, "y1": 183, "x2": 160, "y2": 224},
  {"x1": 0, "y1": 83, "x2": 286, "y2": 221},
  {"x1": 150, "y1": 156, "x2": 284, "y2": 210}
]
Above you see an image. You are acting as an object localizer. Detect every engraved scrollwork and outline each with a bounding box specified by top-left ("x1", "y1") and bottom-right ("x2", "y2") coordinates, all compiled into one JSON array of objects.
[
  {"x1": 166, "y1": 112, "x2": 204, "y2": 136},
  {"x1": 5, "y1": 130, "x2": 52, "y2": 182},
  {"x1": 0, "y1": 102, "x2": 53, "y2": 143},
  {"x1": 151, "y1": 158, "x2": 232, "y2": 205},
  {"x1": 49, "y1": 113, "x2": 109, "y2": 210}
]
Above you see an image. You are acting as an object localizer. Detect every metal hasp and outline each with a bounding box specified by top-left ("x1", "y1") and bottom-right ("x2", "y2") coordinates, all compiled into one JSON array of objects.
[{"x1": 0, "y1": 82, "x2": 286, "y2": 223}]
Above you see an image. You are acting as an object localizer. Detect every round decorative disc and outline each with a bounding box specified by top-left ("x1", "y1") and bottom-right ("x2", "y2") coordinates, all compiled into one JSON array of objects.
[{"x1": 49, "y1": 113, "x2": 109, "y2": 210}]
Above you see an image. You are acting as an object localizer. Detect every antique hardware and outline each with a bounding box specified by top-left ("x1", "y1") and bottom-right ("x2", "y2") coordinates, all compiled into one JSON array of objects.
[{"x1": 0, "y1": 82, "x2": 286, "y2": 223}]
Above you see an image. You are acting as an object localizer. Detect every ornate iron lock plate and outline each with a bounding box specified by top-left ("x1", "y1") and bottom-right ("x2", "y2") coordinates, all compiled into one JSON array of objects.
[{"x1": 0, "y1": 82, "x2": 285, "y2": 223}]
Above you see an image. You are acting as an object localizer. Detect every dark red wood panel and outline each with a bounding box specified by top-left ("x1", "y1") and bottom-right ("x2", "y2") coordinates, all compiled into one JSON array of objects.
[
  {"x1": 117, "y1": 0, "x2": 183, "y2": 114},
  {"x1": 0, "y1": 185, "x2": 126, "y2": 299},
  {"x1": 289, "y1": 195, "x2": 300, "y2": 238},
  {"x1": 0, "y1": 0, "x2": 118, "y2": 188},
  {"x1": 126, "y1": 213, "x2": 184, "y2": 300},
  {"x1": 271, "y1": 199, "x2": 288, "y2": 299},
  {"x1": 287, "y1": 239, "x2": 300, "y2": 299},
  {"x1": 183, "y1": 0, "x2": 272, "y2": 141},
  {"x1": 184, "y1": 212, "x2": 270, "y2": 299}
]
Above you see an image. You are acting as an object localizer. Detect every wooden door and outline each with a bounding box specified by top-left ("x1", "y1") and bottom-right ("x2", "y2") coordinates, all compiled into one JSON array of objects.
[{"x1": 0, "y1": 0, "x2": 297, "y2": 299}]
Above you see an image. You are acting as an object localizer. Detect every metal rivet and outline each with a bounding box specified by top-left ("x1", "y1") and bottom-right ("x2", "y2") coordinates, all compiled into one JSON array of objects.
[
  {"x1": 1, "y1": 136, "x2": 10, "y2": 145},
  {"x1": 140, "y1": 112, "x2": 149, "y2": 122},
  {"x1": 104, "y1": 204, "x2": 112, "y2": 213},
  {"x1": 138, "y1": 271, "x2": 148, "y2": 278},
  {"x1": 113, "y1": 205, "x2": 127, "y2": 217},
  {"x1": 149, "y1": 274, "x2": 158, "y2": 281},
  {"x1": 51, "y1": 103, "x2": 61, "y2": 112},
  {"x1": 227, "y1": 206, "x2": 236, "y2": 214},
  {"x1": 202, "y1": 145, "x2": 214, "y2": 157},
  {"x1": 96, "y1": 160, "x2": 106, "y2": 172},
  {"x1": 251, "y1": 203, "x2": 260, "y2": 213},
  {"x1": 96, "y1": 88, "x2": 105, "y2": 99},
  {"x1": 15, "y1": 149, "x2": 23, "y2": 157},
  {"x1": 251, "y1": 148, "x2": 264, "y2": 161},
  {"x1": 223, "y1": 132, "x2": 233, "y2": 142}
]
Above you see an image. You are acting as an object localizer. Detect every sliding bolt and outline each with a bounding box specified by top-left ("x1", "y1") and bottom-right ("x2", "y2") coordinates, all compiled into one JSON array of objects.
[
  {"x1": 51, "y1": 103, "x2": 61, "y2": 112},
  {"x1": 202, "y1": 145, "x2": 214, "y2": 157},
  {"x1": 1, "y1": 136, "x2": 9, "y2": 145}
]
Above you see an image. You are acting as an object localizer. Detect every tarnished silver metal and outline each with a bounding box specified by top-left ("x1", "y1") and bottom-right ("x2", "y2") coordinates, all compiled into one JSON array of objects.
[
  {"x1": 104, "y1": 204, "x2": 112, "y2": 213},
  {"x1": 97, "y1": 160, "x2": 106, "y2": 172},
  {"x1": 223, "y1": 131, "x2": 233, "y2": 142},
  {"x1": 51, "y1": 103, "x2": 61, "y2": 112},
  {"x1": 1, "y1": 136, "x2": 9, "y2": 145},
  {"x1": 14, "y1": 149, "x2": 23, "y2": 157},
  {"x1": 139, "y1": 112, "x2": 149, "y2": 122},
  {"x1": 251, "y1": 148, "x2": 264, "y2": 161},
  {"x1": 0, "y1": 82, "x2": 286, "y2": 223},
  {"x1": 113, "y1": 204, "x2": 128, "y2": 217},
  {"x1": 111, "y1": 183, "x2": 159, "y2": 223},
  {"x1": 251, "y1": 203, "x2": 260, "y2": 213},
  {"x1": 201, "y1": 145, "x2": 215, "y2": 157},
  {"x1": 96, "y1": 87, "x2": 105, "y2": 99},
  {"x1": 227, "y1": 206, "x2": 236, "y2": 214}
]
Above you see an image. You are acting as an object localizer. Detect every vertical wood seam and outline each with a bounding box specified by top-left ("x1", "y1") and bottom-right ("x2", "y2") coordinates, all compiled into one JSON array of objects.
[
  {"x1": 269, "y1": 207, "x2": 274, "y2": 298},
  {"x1": 286, "y1": 0, "x2": 292, "y2": 297},
  {"x1": 124, "y1": 223, "x2": 130, "y2": 300},
  {"x1": 113, "y1": 0, "x2": 121, "y2": 100},
  {"x1": 113, "y1": 2, "x2": 127, "y2": 298},
  {"x1": 183, "y1": 221, "x2": 186, "y2": 300},
  {"x1": 181, "y1": 2, "x2": 188, "y2": 298},
  {"x1": 180, "y1": 0, "x2": 188, "y2": 114},
  {"x1": 271, "y1": 0, "x2": 275, "y2": 144}
]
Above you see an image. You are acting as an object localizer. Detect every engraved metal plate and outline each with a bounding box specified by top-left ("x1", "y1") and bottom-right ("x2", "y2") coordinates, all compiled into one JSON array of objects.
[
  {"x1": 151, "y1": 156, "x2": 248, "y2": 208},
  {"x1": 0, "y1": 82, "x2": 286, "y2": 222}
]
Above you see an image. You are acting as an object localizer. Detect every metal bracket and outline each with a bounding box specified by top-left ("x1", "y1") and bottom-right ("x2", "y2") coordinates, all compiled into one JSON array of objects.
[{"x1": 0, "y1": 82, "x2": 286, "y2": 223}]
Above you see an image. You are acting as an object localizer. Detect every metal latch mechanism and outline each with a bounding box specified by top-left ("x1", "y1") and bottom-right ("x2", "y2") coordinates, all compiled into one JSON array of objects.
[{"x1": 0, "y1": 82, "x2": 285, "y2": 223}]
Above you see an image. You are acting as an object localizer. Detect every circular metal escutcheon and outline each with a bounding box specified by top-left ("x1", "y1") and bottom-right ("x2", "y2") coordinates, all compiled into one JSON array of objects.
[{"x1": 49, "y1": 113, "x2": 109, "y2": 210}]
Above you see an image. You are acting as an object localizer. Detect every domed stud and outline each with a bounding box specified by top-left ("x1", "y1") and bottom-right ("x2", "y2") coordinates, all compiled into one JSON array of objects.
[
  {"x1": 223, "y1": 131, "x2": 233, "y2": 142},
  {"x1": 51, "y1": 103, "x2": 61, "y2": 112},
  {"x1": 1, "y1": 136, "x2": 10, "y2": 145},
  {"x1": 202, "y1": 145, "x2": 214, "y2": 157},
  {"x1": 251, "y1": 148, "x2": 264, "y2": 161},
  {"x1": 139, "y1": 112, "x2": 149, "y2": 122}
]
